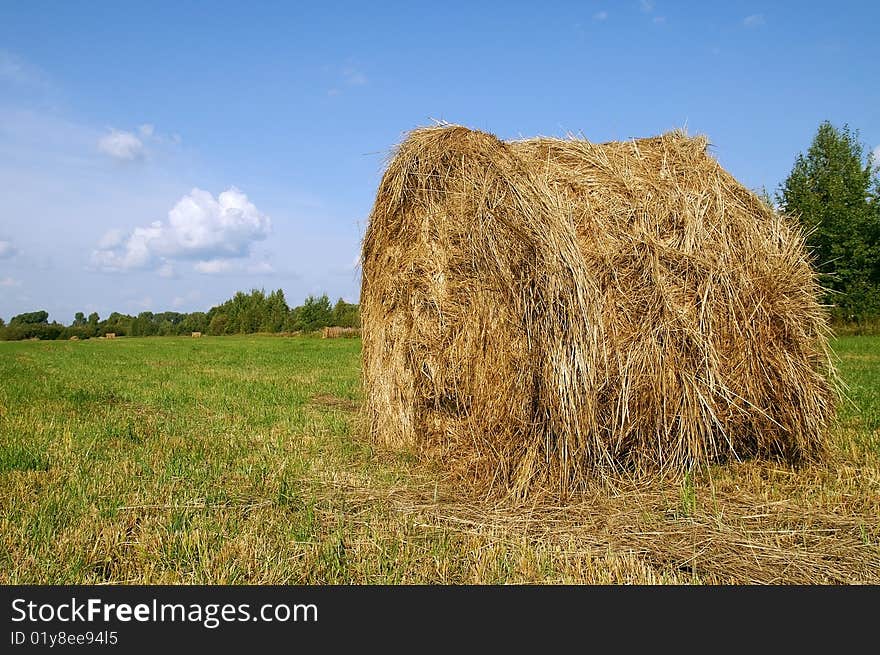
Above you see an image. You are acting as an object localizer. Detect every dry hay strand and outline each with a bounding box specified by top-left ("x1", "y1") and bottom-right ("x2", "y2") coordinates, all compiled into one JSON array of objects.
[
  {"x1": 361, "y1": 124, "x2": 836, "y2": 497},
  {"x1": 309, "y1": 462, "x2": 880, "y2": 584}
]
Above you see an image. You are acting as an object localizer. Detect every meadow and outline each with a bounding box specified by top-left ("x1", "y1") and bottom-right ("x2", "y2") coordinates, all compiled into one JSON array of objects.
[{"x1": 1, "y1": 335, "x2": 877, "y2": 584}]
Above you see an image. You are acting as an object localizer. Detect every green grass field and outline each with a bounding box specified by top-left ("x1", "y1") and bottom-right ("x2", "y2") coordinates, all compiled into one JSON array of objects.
[{"x1": 1, "y1": 335, "x2": 878, "y2": 584}]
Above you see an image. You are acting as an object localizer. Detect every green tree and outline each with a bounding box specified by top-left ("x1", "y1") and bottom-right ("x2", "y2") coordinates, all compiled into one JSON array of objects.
[
  {"x1": 131, "y1": 311, "x2": 157, "y2": 337},
  {"x1": 208, "y1": 312, "x2": 228, "y2": 335},
  {"x1": 331, "y1": 298, "x2": 360, "y2": 327},
  {"x1": 262, "y1": 289, "x2": 290, "y2": 332},
  {"x1": 779, "y1": 121, "x2": 880, "y2": 322},
  {"x1": 10, "y1": 310, "x2": 49, "y2": 325},
  {"x1": 72, "y1": 312, "x2": 86, "y2": 327},
  {"x1": 87, "y1": 312, "x2": 100, "y2": 337},
  {"x1": 181, "y1": 312, "x2": 209, "y2": 334},
  {"x1": 295, "y1": 294, "x2": 333, "y2": 331},
  {"x1": 100, "y1": 312, "x2": 133, "y2": 336}
]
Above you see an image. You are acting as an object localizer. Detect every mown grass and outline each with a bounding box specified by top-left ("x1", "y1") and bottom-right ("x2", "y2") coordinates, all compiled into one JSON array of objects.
[{"x1": 0, "y1": 335, "x2": 878, "y2": 584}]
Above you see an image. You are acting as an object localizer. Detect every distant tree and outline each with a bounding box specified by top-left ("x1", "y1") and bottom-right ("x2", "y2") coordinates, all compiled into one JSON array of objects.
[
  {"x1": 295, "y1": 294, "x2": 333, "y2": 331},
  {"x1": 331, "y1": 298, "x2": 360, "y2": 328},
  {"x1": 10, "y1": 310, "x2": 49, "y2": 326},
  {"x1": 262, "y1": 289, "x2": 290, "y2": 332},
  {"x1": 86, "y1": 312, "x2": 100, "y2": 338},
  {"x1": 61, "y1": 325, "x2": 90, "y2": 340},
  {"x1": 100, "y1": 312, "x2": 133, "y2": 336},
  {"x1": 152, "y1": 311, "x2": 185, "y2": 336},
  {"x1": 0, "y1": 317, "x2": 5, "y2": 328},
  {"x1": 131, "y1": 311, "x2": 157, "y2": 337},
  {"x1": 72, "y1": 312, "x2": 87, "y2": 327},
  {"x1": 181, "y1": 312, "x2": 209, "y2": 334},
  {"x1": 779, "y1": 121, "x2": 880, "y2": 322},
  {"x1": 208, "y1": 313, "x2": 228, "y2": 336}
]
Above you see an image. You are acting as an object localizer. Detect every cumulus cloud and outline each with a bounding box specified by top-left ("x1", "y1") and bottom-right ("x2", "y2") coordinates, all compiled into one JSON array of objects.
[
  {"x1": 0, "y1": 239, "x2": 17, "y2": 259},
  {"x1": 97, "y1": 228, "x2": 124, "y2": 249},
  {"x1": 92, "y1": 187, "x2": 271, "y2": 273},
  {"x1": 743, "y1": 14, "x2": 765, "y2": 28},
  {"x1": 194, "y1": 258, "x2": 274, "y2": 275},
  {"x1": 98, "y1": 129, "x2": 145, "y2": 161},
  {"x1": 247, "y1": 261, "x2": 274, "y2": 274},
  {"x1": 138, "y1": 123, "x2": 155, "y2": 137},
  {"x1": 593, "y1": 10, "x2": 608, "y2": 21},
  {"x1": 194, "y1": 258, "x2": 235, "y2": 274}
]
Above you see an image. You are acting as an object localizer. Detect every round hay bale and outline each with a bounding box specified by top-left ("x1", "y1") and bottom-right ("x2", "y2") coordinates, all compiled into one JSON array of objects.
[{"x1": 361, "y1": 124, "x2": 836, "y2": 496}]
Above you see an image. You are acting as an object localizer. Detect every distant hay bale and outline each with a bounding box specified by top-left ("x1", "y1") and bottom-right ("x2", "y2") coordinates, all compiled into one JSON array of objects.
[
  {"x1": 191, "y1": 331, "x2": 202, "y2": 338},
  {"x1": 322, "y1": 327, "x2": 361, "y2": 338},
  {"x1": 104, "y1": 333, "x2": 116, "y2": 339},
  {"x1": 361, "y1": 124, "x2": 836, "y2": 496},
  {"x1": 69, "y1": 335, "x2": 79, "y2": 341}
]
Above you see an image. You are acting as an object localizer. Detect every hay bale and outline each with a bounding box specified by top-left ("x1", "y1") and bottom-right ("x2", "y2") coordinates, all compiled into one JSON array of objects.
[
  {"x1": 323, "y1": 327, "x2": 362, "y2": 338},
  {"x1": 191, "y1": 331, "x2": 202, "y2": 338},
  {"x1": 105, "y1": 333, "x2": 116, "y2": 339},
  {"x1": 361, "y1": 124, "x2": 836, "y2": 496}
]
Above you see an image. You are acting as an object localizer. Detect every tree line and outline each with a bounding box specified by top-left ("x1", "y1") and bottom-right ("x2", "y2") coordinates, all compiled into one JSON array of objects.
[{"x1": 0, "y1": 290, "x2": 360, "y2": 341}]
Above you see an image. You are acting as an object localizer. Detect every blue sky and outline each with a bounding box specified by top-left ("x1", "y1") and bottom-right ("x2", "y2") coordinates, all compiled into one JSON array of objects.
[{"x1": 1, "y1": 1, "x2": 878, "y2": 322}]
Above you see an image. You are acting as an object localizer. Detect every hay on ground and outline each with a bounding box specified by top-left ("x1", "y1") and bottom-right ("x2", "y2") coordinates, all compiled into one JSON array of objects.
[{"x1": 360, "y1": 124, "x2": 836, "y2": 496}]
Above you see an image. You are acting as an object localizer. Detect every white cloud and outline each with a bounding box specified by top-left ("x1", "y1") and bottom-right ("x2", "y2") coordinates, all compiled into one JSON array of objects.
[
  {"x1": 743, "y1": 14, "x2": 765, "y2": 28},
  {"x1": 247, "y1": 261, "x2": 274, "y2": 274},
  {"x1": 0, "y1": 276, "x2": 20, "y2": 287},
  {"x1": 157, "y1": 262, "x2": 176, "y2": 278},
  {"x1": 138, "y1": 124, "x2": 155, "y2": 137},
  {"x1": 0, "y1": 239, "x2": 17, "y2": 259},
  {"x1": 92, "y1": 187, "x2": 270, "y2": 274},
  {"x1": 194, "y1": 258, "x2": 235, "y2": 274},
  {"x1": 640, "y1": 0, "x2": 654, "y2": 12},
  {"x1": 593, "y1": 10, "x2": 608, "y2": 21},
  {"x1": 98, "y1": 129, "x2": 145, "y2": 161},
  {"x1": 193, "y1": 258, "x2": 274, "y2": 275},
  {"x1": 97, "y1": 228, "x2": 124, "y2": 249}
]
